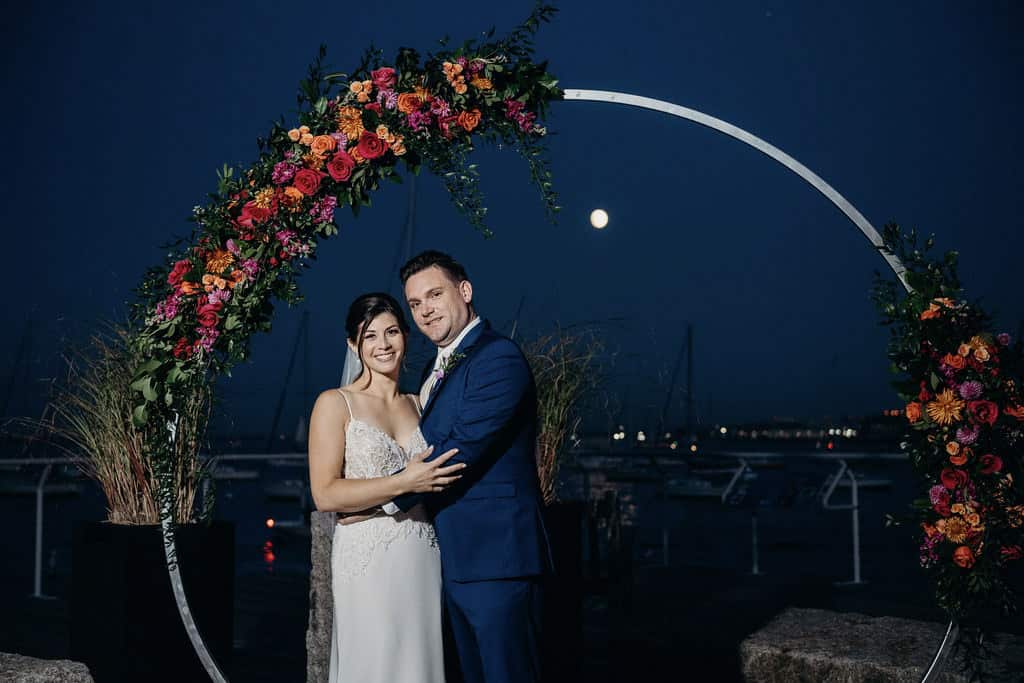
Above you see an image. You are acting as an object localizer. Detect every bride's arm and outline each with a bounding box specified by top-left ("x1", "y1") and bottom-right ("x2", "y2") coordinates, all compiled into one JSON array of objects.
[
  {"x1": 307, "y1": 390, "x2": 464, "y2": 513},
  {"x1": 307, "y1": 390, "x2": 410, "y2": 513}
]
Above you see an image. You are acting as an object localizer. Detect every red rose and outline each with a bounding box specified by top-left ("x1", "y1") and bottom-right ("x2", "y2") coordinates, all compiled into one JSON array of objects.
[
  {"x1": 952, "y1": 546, "x2": 975, "y2": 569},
  {"x1": 365, "y1": 102, "x2": 382, "y2": 115},
  {"x1": 356, "y1": 130, "x2": 389, "y2": 159},
  {"x1": 197, "y1": 305, "x2": 220, "y2": 328},
  {"x1": 918, "y1": 388, "x2": 931, "y2": 402},
  {"x1": 327, "y1": 150, "x2": 356, "y2": 182},
  {"x1": 269, "y1": 257, "x2": 278, "y2": 267},
  {"x1": 236, "y1": 200, "x2": 272, "y2": 229},
  {"x1": 293, "y1": 169, "x2": 325, "y2": 196},
  {"x1": 173, "y1": 338, "x2": 193, "y2": 360},
  {"x1": 940, "y1": 467, "x2": 969, "y2": 490},
  {"x1": 198, "y1": 299, "x2": 223, "y2": 314},
  {"x1": 371, "y1": 67, "x2": 396, "y2": 89},
  {"x1": 934, "y1": 501, "x2": 952, "y2": 517},
  {"x1": 967, "y1": 400, "x2": 999, "y2": 426},
  {"x1": 167, "y1": 259, "x2": 192, "y2": 286},
  {"x1": 978, "y1": 454, "x2": 1003, "y2": 474}
]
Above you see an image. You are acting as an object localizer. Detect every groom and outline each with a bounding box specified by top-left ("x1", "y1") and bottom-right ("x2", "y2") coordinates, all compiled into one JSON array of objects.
[{"x1": 389, "y1": 250, "x2": 551, "y2": 683}]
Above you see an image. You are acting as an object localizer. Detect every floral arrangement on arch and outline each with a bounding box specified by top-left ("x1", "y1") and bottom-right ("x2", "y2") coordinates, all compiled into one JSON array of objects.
[
  {"x1": 120, "y1": 5, "x2": 561, "y2": 520},
  {"x1": 128, "y1": 4, "x2": 560, "y2": 436},
  {"x1": 873, "y1": 224, "x2": 1024, "y2": 633}
]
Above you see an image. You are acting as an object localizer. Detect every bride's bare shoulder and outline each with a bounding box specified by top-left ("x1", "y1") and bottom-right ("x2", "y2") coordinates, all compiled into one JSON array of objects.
[{"x1": 312, "y1": 388, "x2": 351, "y2": 419}]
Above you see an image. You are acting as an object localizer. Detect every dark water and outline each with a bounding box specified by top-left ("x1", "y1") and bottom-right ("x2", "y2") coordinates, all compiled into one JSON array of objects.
[{"x1": 1, "y1": 450, "x2": 1020, "y2": 681}]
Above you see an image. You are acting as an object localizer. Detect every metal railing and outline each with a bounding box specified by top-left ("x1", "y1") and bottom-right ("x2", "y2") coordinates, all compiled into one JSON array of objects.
[{"x1": 2, "y1": 453, "x2": 308, "y2": 599}]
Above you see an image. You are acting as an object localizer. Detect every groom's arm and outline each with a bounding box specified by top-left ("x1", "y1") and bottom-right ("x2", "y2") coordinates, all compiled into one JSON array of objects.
[{"x1": 390, "y1": 340, "x2": 531, "y2": 512}]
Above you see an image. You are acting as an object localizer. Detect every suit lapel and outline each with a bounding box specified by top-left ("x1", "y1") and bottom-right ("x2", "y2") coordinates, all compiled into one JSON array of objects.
[{"x1": 421, "y1": 320, "x2": 489, "y2": 419}]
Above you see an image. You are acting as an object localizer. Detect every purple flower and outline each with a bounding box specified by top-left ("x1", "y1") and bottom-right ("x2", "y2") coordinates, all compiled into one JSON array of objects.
[
  {"x1": 154, "y1": 292, "x2": 182, "y2": 323},
  {"x1": 430, "y1": 98, "x2": 451, "y2": 118},
  {"x1": 955, "y1": 424, "x2": 980, "y2": 445},
  {"x1": 196, "y1": 326, "x2": 219, "y2": 352},
  {"x1": 516, "y1": 111, "x2": 536, "y2": 132},
  {"x1": 309, "y1": 195, "x2": 338, "y2": 224},
  {"x1": 928, "y1": 484, "x2": 947, "y2": 505},
  {"x1": 504, "y1": 99, "x2": 525, "y2": 118},
  {"x1": 272, "y1": 161, "x2": 297, "y2": 185},
  {"x1": 997, "y1": 333, "x2": 1011, "y2": 346},
  {"x1": 407, "y1": 110, "x2": 433, "y2": 131},
  {"x1": 208, "y1": 289, "x2": 231, "y2": 305},
  {"x1": 467, "y1": 59, "x2": 484, "y2": 76},
  {"x1": 377, "y1": 89, "x2": 398, "y2": 110},
  {"x1": 275, "y1": 229, "x2": 298, "y2": 245},
  {"x1": 958, "y1": 381, "x2": 983, "y2": 400},
  {"x1": 330, "y1": 132, "x2": 348, "y2": 149},
  {"x1": 241, "y1": 259, "x2": 259, "y2": 278},
  {"x1": 226, "y1": 239, "x2": 240, "y2": 256}
]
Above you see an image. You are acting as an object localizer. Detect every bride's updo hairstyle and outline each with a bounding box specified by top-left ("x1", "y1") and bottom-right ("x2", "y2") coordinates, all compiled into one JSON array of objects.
[{"x1": 346, "y1": 293, "x2": 410, "y2": 385}]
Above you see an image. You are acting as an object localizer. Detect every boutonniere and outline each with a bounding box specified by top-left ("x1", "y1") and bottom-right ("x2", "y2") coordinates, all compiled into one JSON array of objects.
[{"x1": 435, "y1": 351, "x2": 467, "y2": 383}]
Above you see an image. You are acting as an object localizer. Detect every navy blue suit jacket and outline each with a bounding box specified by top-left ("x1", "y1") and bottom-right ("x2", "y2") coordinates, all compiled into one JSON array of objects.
[{"x1": 394, "y1": 320, "x2": 552, "y2": 583}]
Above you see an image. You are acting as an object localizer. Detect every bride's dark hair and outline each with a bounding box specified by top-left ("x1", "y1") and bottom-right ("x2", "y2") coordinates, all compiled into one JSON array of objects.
[{"x1": 346, "y1": 292, "x2": 410, "y2": 387}]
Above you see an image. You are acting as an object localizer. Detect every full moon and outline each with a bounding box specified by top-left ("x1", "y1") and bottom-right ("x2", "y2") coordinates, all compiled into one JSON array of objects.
[{"x1": 590, "y1": 208, "x2": 609, "y2": 229}]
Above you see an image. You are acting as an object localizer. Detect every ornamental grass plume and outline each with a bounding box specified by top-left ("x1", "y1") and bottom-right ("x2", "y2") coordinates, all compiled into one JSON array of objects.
[
  {"x1": 37, "y1": 325, "x2": 211, "y2": 524},
  {"x1": 524, "y1": 329, "x2": 601, "y2": 506}
]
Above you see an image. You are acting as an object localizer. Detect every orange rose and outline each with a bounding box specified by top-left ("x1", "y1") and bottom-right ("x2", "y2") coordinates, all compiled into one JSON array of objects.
[
  {"x1": 952, "y1": 546, "x2": 975, "y2": 568},
  {"x1": 227, "y1": 270, "x2": 247, "y2": 289},
  {"x1": 946, "y1": 442, "x2": 961, "y2": 456},
  {"x1": 942, "y1": 353, "x2": 966, "y2": 370},
  {"x1": 287, "y1": 128, "x2": 301, "y2": 142},
  {"x1": 391, "y1": 139, "x2": 407, "y2": 156},
  {"x1": 298, "y1": 125, "x2": 310, "y2": 134},
  {"x1": 920, "y1": 308, "x2": 940, "y2": 320},
  {"x1": 949, "y1": 452, "x2": 968, "y2": 466},
  {"x1": 974, "y1": 346, "x2": 991, "y2": 362},
  {"x1": 1005, "y1": 405, "x2": 1024, "y2": 421},
  {"x1": 470, "y1": 76, "x2": 493, "y2": 90},
  {"x1": 965, "y1": 512, "x2": 981, "y2": 527},
  {"x1": 180, "y1": 281, "x2": 201, "y2": 296},
  {"x1": 349, "y1": 145, "x2": 367, "y2": 164},
  {"x1": 282, "y1": 186, "x2": 305, "y2": 211},
  {"x1": 958, "y1": 343, "x2": 972, "y2": 357},
  {"x1": 202, "y1": 274, "x2": 227, "y2": 292},
  {"x1": 457, "y1": 109, "x2": 482, "y2": 132},
  {"x1": 905, "y1": 402, "x2": 922, "y2": 423},
  {"x1": 452, "y1": 76, "x2": 467, "y2": 94},
  {"x1": 310, "y1": 135, "x2": 336, "y2": 156},
  {"x1": 397, "y1": 92, "x2": 423, "y2": 114}
]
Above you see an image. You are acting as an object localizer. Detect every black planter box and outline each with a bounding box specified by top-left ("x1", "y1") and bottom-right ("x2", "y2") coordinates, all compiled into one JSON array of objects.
[
  {"x1": 71, "y1": 521, "x2": 234, "y2": 682},
  {"x1": 542, "y1": 501, "x2": 585, "y2": 680}
]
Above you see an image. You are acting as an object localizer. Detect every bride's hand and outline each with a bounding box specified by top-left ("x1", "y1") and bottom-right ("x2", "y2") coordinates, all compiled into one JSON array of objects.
[{"x1": 399, "y1": 446, "x2": 465, "y2": 494}]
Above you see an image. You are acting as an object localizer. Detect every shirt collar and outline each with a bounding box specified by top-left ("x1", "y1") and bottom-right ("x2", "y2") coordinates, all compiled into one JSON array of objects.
[{"x1": 435, "y1": 316, "x2": 481, "y2": 366}]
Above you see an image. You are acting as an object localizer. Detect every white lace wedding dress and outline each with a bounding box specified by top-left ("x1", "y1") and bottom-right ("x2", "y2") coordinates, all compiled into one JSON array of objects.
[{"x1": 329, "y1": 391, "x2": 445, "y2": 682}]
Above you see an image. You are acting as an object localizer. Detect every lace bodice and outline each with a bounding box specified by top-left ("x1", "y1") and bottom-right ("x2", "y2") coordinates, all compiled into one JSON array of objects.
[{"x1": 332, "y1": 407, "x2": 438, "y2": 583}]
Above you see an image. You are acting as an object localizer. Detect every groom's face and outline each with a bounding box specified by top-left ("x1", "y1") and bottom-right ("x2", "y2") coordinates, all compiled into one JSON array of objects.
[{"x1": 404, "y1": 266, "x2": 474, "y2": 348}]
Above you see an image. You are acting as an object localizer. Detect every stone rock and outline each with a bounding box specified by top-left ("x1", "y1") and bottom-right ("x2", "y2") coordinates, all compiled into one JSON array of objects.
[
  {"x1": 740, "y1": 607, "x2": 1024, "y2": 682},
  {"x1": 305, "y1": 511, "x2": 335, "y2": 683},
  {"x1": 0, "y1": 652, "x2": 94, "y2": 682}
]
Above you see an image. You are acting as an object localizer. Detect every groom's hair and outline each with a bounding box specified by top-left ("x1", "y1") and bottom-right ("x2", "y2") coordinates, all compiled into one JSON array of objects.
[{"x1": 400, "y1": 250, "x2": 469, "y2": 285}]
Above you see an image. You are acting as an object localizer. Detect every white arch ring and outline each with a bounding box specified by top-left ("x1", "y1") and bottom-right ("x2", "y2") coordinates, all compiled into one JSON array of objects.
[{"x1": 562, "y1": 89, "x2": 910, "y2": 293}]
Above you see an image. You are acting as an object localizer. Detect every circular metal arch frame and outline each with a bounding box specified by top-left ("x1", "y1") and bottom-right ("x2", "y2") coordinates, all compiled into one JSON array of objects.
[
  {"x1": 170, "y1": 89, "x2": 945, "y2": 682},
  {"x1": 563, "y1": 89, "x2": 911, "y2": 292}
]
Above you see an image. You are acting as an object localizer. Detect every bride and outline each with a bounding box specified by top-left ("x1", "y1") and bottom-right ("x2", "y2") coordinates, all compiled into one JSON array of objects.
[{"x1": 308, "y1": 292, "x2": 465, "y2": 683}]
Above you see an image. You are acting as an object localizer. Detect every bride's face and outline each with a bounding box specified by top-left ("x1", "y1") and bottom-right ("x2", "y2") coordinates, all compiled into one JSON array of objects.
[
  {"x1": 351, "y1": 312, "x2": 405, "y2": 377},
  {"x1": 404, "y1": 266, "x2": 473, "y2": 347}
]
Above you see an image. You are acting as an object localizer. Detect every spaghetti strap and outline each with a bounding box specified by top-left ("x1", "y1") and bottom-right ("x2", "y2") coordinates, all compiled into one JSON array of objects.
[
  {"x1": 411, "y1": 394, "x2": 423, "y2": 417},
  {"x1": 336, "y1": 388, "x2": 355, "y2": 420}
]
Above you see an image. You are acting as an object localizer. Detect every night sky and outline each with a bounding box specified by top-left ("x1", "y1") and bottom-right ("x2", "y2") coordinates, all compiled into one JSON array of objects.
[{"x1": 2, "y1": 2, "x2": 1021, "y2": 438}]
